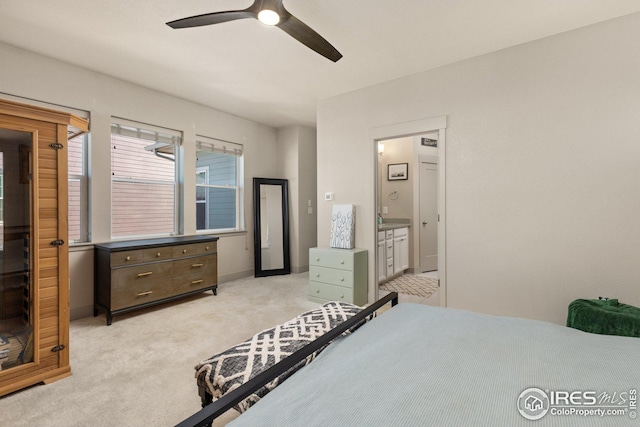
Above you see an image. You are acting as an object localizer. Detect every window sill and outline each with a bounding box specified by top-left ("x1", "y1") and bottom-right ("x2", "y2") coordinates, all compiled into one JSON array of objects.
[
  {"x1": 197, "y1": 229, "x2": 246, "y2": 238},
  {"x1": 69, "y1": 242, "x2": 95, "y2": 252}
]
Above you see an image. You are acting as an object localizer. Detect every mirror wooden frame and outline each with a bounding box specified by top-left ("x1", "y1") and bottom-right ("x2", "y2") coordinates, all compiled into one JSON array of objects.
[{"x1": 253, "y1": 177, "x2": 290, "y2": 277}]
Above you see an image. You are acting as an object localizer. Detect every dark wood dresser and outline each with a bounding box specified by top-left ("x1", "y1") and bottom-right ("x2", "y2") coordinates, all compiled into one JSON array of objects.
[{"x1": 94, "y1": 235, "x2": 219, "y2": 325}]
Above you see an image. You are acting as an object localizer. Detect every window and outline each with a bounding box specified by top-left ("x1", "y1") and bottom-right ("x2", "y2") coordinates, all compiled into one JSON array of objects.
[
  {"x1": 68, "y1": 134, "x2": 88, "y2": 243},
  {"x1": 195, "y1": 136, "x2": 243, "y2": 232},
  {"x1": 110, "y1": 119, "x2": 182, "y2": 238}
]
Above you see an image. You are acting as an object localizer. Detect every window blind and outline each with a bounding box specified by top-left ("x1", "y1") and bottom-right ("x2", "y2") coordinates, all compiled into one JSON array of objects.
[
  {"x1": 196, "y1": 135, "x2": 243, "y2": 156},
  {"x1": 111, "y1": 117, "x2": 182, "y2": 146}
]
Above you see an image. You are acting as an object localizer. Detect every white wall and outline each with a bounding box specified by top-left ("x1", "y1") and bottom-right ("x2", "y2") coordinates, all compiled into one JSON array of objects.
[
  {"x1": 277, "y1": 125, "x2": 317, "y2": 272},
  {"x1": 0, "y1": 42, "x2": 279, "y2": 319},
  {"x1": 297, "y1": 126, "x2": 318, "y2": 270},
  {"x1": 317, "y1": 12, "x2": 640, "y2": 324},
  {"x1": 379, "y1": 137, "x2": 414, "y2": 223}
]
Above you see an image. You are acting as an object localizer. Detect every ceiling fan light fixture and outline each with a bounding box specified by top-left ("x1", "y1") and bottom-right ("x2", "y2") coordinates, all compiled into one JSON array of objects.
[
  {"x1": 258, "y1": 9, "x2": 280, "y2": 26},
  {"x1": 167, "y1": 0, "x2": 343, "y2": 62}
]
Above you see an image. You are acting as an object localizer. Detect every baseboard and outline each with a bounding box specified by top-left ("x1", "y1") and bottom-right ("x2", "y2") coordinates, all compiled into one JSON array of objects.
[
  {"x1": 71, "y1": 305, "x2": 94, "y2": 321},
  {"x1": 218, "y1": 269, "x2": 254, "y2": 283},
  {"x1": 291, "y1": 265, "x2": 309, "y2": 274}
]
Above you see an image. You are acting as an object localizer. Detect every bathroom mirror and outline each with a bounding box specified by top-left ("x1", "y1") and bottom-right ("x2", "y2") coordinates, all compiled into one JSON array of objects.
[{"x1": 253, "y1": 177, "x2": 290, "y2": 277}]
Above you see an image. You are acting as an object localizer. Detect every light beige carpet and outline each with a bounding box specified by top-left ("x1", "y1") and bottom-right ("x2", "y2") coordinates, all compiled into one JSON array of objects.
[
  {"x1": 0, "y1": 273, "x2": 320, "y2": 427},
  {"x1": 380, "y1": 275, "x2": 438, "y2": 298}
]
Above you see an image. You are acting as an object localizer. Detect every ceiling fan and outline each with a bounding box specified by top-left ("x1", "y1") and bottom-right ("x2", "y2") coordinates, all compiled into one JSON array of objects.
[{"x1": 166, "y1": 0, "x2": 343, "y2": 62}]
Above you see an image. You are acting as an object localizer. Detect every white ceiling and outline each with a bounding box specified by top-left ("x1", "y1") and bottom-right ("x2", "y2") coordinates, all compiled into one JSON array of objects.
[{"x1": 1, "y1": 1, "x2": 639, "y2": 128}]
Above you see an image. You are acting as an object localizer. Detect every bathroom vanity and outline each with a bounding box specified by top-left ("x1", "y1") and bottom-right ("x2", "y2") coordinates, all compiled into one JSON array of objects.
[{"x1": 377, "y1": 220, "x2": 409, "y2": 283}]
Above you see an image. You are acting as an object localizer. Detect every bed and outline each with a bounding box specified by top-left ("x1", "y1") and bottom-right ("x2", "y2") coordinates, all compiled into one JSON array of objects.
[{"x1": 178, "y1": 293, "x2": 640, "y2": 426}]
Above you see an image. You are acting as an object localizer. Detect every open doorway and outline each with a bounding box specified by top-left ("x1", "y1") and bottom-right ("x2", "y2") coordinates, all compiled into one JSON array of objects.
[{"x1": 372, "y1": 117, "x2": 447, "y2": 306}]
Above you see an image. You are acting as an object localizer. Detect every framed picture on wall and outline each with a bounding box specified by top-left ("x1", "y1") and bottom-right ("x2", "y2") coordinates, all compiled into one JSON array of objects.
[{"x1": 387, "y1": 163, "x2": 408, "y2": 181}]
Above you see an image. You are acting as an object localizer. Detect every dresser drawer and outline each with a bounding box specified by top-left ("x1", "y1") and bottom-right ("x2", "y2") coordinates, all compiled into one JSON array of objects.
[
  {"x1": 309, "y1": 265, "x2": 354, "y2": 288},
  {"x1": 143, "y1": 247, "x2": 173, "y2": 262},
  {"x1": 172, "y1": 255, "x2": 217, "y2": 293},
  {"x1": 197, "y1": 241, "x2": 216, "y2": 255},
  {"x1": 173, "y1": 272, "x2": 216, "y2": 293},
  {"x1": 172, "y1": 244, "x2": 200, "y2": 258},
  {"x1": 111, "y1": 263, "x2": 173, "y2": 310},
  {"x1": 111, "y1": 250, "x2": 144, "y2": 267},
  {"x1": 309, "y1": 249, "x2": 353, "y2": 270},
  {"x1": 172, "y1": 255, "x2": 215, "y2": 277},
  {"x1": 308, "y1": 281, "x2": 354, "y2": 303},
  {"x1": 112, "y1": 262, "x2": 172, "y2": 287}
]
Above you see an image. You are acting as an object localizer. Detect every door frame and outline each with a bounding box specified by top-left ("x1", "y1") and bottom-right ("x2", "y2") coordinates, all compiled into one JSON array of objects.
[{"x1": 371, "y1": 116, "x2": 447, "y2": 306}]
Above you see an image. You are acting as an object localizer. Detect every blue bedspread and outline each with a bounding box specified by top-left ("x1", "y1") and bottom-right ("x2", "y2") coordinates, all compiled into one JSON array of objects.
[{"x1": 228, "y1": 303, "x2": 640, "y2": 426}]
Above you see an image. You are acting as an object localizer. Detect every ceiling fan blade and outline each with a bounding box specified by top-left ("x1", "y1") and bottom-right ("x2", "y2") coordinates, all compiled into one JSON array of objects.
[
  {"x1": 167, "y1": 10, "x2": 255, "y2": 29},
  {"x1": 277, "y1": 15, "x2": 342, "y2": 62}
]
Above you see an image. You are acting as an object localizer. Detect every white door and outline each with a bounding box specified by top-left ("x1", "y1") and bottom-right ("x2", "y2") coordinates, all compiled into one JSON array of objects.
[{"x1": 420, "y1": 161, "x2": 438, "y2": 272}]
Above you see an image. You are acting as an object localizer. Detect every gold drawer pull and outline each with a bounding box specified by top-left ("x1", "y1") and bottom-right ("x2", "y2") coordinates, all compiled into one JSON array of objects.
[
  {"x1": 126, "y1": 256, "x2": 131, "y2": 261},
  {"x1": 137, "y1": 291, "x2": 153, "y2": 297},
  {"x1": 183, "y1": 249, "x2": 188, "y2": 254},
  {"x1": 156, "y1": 252, "x2": 161, "y2": 257},
  {"x1": 192, "y1": 263, "x2": 204, "y2": 268},
  {"x1": 191, "y1": 280, "x2": 204, "y2": 285},
  {"x1": 137, "y1": 271, "x2": 153, "y2": 278},
  {"x1": 205, "y1": 246, "x2": 210, "y2": 251}
]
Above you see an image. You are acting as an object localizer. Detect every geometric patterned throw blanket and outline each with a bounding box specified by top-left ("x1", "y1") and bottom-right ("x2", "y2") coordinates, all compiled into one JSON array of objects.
[{"x1": 195, "y1": 301, "x2": 374, "y2": 413}]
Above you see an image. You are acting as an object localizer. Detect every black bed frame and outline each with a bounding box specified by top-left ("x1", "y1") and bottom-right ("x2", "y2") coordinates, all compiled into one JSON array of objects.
[{"x1": 176, "y1": 292, "x2": 399, "y2": 427}]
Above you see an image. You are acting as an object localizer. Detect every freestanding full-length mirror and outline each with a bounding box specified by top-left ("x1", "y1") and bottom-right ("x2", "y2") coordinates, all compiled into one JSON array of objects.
[{"x1": 253, "y1": 178, "x2": 290, "y2": 277}]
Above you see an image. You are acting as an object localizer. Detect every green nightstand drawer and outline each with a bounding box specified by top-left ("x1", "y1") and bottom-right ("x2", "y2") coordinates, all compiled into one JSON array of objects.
[
  {"x1": 309, "y1": 265, "x2": 354, "y2": 287},
  {"x1": 309, "y1": 249, "x2": 353, "y2": 271},
  {"x1": 308, "y1": 281, "x2": 353, "y2": 304}
]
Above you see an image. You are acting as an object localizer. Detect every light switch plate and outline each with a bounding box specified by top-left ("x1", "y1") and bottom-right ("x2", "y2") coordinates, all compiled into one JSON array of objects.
[{"x1": 324, "y1": 192, "x2": 334, "y2": 201}]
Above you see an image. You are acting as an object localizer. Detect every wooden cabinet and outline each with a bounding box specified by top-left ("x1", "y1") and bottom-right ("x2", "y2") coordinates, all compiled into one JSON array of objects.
[
  {"x1": 308, "y1": 247, "x2": 367, "y2": 306},
  {"x1": 94, "y1": 236, "x2": 218, "y2": 325},
  {"x1": 0, "y1": 98, "x2": 88, "y2": 397}
]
